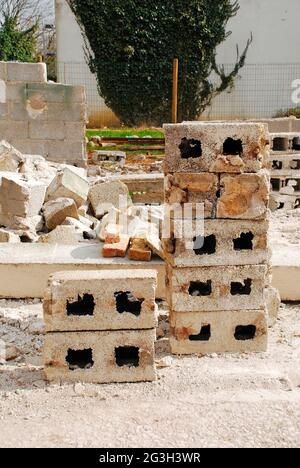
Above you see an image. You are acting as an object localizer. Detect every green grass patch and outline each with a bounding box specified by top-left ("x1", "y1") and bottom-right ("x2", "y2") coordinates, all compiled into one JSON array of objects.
[{"x1": 86, "y1": 127, "x2": 164, "y2": 139}]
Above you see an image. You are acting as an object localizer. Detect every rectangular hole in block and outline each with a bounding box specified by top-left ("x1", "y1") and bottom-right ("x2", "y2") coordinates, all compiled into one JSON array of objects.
[
  {"x1": 193, "y1": 234, "x2": 216, "y2": 255},
  {"x1": 292, "y1": 137, "x2": 300, "y2": 151},
  {"x1": 115, "y1": 346, "x2": 140, "y2": 368},
  {"x1": 233, "y1": 232, "x2": 254, "y2": 251},
  {"x1": 189, "y1": 280, "x2": 212, "y2": 297},
  {"x1": 189, "y1": 325, "x2": 211, "y2": 342},
  {"x1": 234, "y1": 325, "x2": 256, "y2": 341},
  {"x1": 273, "y1": 137, "x2": 289, "y2": 152},
  {"x1": 231, "y1": 279, "x2": 252, "y2": 296},
  {"x1": 271, "y1": 179, "x2": 281, "y2": 192},
  {"x1": 179, "y1": 138, "x2": 202, "y2": 159},
  {"x1": 272, "y1": 160, "x2": 283, "y2": 170},
  {"x1": 66, "y1": 348, "x2": 94, "y2": 371},
  {"x1": 67, "y1": 294, "x2": 95, "y2": 316},
  {"x1": 223, "y1": 137, "x2": 243, "y2": 156},
  {"x1": 114, "y1": 292, "x2": 143, "y2": 316}
]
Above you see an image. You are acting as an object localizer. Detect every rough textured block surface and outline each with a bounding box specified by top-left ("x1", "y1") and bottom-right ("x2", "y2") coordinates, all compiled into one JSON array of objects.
[
  {"x1": 6, "y1": 62, "x2": 47, "y2": 83},
  {"x1": 170, "y1": 310, "x2": 268, "y2": 355},
  {"x1": 43, "y1": 198, "x2": 79, "y2": 231},
  {"x1": 164, "y1": 122, "x2": 269, "y2": 174},
  {"x1": 166, "y1": 264, "x2": 267, "y2": 312},
  {"x1": 44, "y1": 329, "x2": 157, "y2": 384},
  {"x1": 163, "y1": 219, "x2": 270, "y2": 267},
  {"x1": 0, "y1": 176, "x2": 46, "y2": 217},
  {"x1": 165, "y1": 173, "x2": 218, "y2": 219},
  {"x1": 44, "y1": 270, "x2": 158, "y2": 332},
  {"x1": 46, "y1": 167, "x2": 89, "y2": 208},
  {"x1": 217, "y1": 171, "x2": 270, "y2": 219},
  {"x1": 89, "y1": 180, "x2": 132, "y2": 217}
]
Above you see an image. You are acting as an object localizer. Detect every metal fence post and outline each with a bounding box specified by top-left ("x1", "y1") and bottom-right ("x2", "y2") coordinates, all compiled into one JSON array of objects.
[{"x1": 172, "y1": 58, "x2": 179, "y2": 123}]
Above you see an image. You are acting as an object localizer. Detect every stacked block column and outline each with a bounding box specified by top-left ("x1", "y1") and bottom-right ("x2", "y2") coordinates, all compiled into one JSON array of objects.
[
  {"x1": 163, "y1": 122, "x2": 271, "y2": 355},
  {"x1": 43, "y1": 270, "x2": 157, "y2": 383}
]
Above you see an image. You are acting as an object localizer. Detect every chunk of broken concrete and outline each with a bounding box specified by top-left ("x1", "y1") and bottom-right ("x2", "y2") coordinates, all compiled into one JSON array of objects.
[
  {"x1": 265, "y1": 286, "x2": 281, "y2": 327},
  {"x1": 0, "y1": 176, "x2": 46, "y2": 217},
  {"x1": 43, "y1": 198, "x2": 79, "y2": 231},
  {"x1": 0, "y1": 141, "x2": 23, "y2": 172},
  {"x1": 38, "y1": 225, "x2": 79, "y2": 245},
  {"x1": 128, "y1": 238, "x2": 152, "y2": 262},
  {"x1": 46, "y1": 166, "x2": 89, "y2": 208},
  {"x1": 0, "y1": 229, "x2": 20, "y2": 243},
  {"x1": 0, "y1": 214, "x2": 43, "y2": 232},
  {"x1": 89, "y1": 180, "x2": 132, "y2": 218}
]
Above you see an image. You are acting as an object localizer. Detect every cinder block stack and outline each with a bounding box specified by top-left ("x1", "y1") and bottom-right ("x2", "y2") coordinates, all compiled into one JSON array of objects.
[
  {"x1": 163, "y1": 121, "x2": 272, "y2": 355},
  {"x1": 43, "y1": 270, "x2": 157, "y2": 383}
]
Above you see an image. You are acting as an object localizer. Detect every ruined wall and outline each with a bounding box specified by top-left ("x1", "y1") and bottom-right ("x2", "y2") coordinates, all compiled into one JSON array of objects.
[{"x1": 0, "y1": 61, "x2": 87, "y2": 167}]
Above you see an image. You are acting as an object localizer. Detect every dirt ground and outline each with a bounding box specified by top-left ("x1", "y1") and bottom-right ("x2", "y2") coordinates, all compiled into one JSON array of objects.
[{"x1": 0, "y1": 297, "x2": 299, "y2": 448}]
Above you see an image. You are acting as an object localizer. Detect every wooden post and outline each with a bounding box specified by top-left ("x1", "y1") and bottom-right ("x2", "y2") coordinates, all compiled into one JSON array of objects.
[{"x1": 172, "y1": 58, "x2": 179, "y2": 123}]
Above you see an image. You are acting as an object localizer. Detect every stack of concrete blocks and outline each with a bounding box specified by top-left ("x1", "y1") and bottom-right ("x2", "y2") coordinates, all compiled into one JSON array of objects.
[
  {"x1": 43, "y1": 270, "x2": 157, "y2": 384},
  {"x1": 269, "y1": 131, "x2": 300, "y2": 210},
  {"x1": 163, "y1": 121, "x2": 272, "y2": 355},
  {"x1": 0, "y1": 61, "x2": 87, "y2": 167}
]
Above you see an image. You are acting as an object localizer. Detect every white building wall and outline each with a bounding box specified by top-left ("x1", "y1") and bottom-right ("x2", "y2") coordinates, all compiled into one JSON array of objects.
[{"x1": 56, "y1": 0, "x2": 300, "y2": 125}]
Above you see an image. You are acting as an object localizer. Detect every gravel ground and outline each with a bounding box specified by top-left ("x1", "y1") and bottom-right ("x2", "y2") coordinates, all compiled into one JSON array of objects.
[{"x1": 0, "y1": 298, "x2": 299, "y2": 448}]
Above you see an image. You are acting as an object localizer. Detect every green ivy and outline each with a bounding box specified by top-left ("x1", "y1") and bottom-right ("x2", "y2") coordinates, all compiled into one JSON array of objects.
[
  {"x1": 0, "y1": 17, "x2": 37, "y2": 62},
  {"x1": 68, "y1": 0, "x2": 252, "y2": 126}
]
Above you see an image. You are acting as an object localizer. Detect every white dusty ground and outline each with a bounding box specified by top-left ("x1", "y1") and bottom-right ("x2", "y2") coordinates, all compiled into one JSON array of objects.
[{"x1": 0, "y1": 298, "x2": 299, "y2": 448}]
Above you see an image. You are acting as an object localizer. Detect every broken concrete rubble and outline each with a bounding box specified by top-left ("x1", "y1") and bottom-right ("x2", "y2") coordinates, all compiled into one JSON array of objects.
[
  {"x1": 89, "y1": 180, "x2": 132, "y2": 218},
  {"x1": 46, "y1": 166, "x2": 89, "y2": 208},
  {"x1": 0, "y1": 141, "x2": 23, "y2": 172},
  {"x1": 38, "y1": 226, "x2": 80, "y2": 245},
  {"x1": 43, "y1": 198, "x2": 79, "y2": 231},
  {"x1": 0, "y1": 175, "x2": 46, "y2": 218},
  {"x1": 0, "y1": 228, "x2": 20, "y2": 243}
]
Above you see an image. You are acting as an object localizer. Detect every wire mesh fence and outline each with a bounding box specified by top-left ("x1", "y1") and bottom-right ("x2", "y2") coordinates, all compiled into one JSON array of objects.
[{"x1": 57, "y1": 61, "x2": 300, "y2": 127}]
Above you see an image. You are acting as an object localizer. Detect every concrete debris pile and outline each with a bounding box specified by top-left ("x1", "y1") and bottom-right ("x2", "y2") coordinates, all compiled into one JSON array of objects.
[
  {"x1": 43, "y1": 270, "x2": 158, "y2": 384},
  {"x1": 0, "y1": 142, "x2": 164, "y2": 259},
  {"x1": 163, "y1": 121, "x2": 280, "y2": 355}
]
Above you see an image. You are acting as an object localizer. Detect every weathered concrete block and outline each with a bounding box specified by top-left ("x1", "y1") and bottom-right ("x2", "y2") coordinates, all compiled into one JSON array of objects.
[
  {"x1": 46, "y1": 167, "x2": 89, "y2": 207},
  {"x1": 0, "y1": 141, "x2": 23, "y2": 171},
  {"x1": 0, "y1": 121, "x2": 29, "y2": 140},
  {"x1": 0, "y1": 103, "x2": 8, "y2": 120},
  {"x1": 0, "y1": 229, "x2": 20, "y2": 243},
  {"x1": 166, "y1": 264, "x2": 267, "y2": 312},
  {"x1": 46, "y1": 140, "x2": 87, "y2": 166},
  {"x1": 25, "y1": 83, "x2": 77, "y2": 103},
  {"x1": 29, "y1": 121, "x2": 66, "y2": 140},
  {"x1": 265, "y1": 286, "x2": 281, "y2": 327},
  {"x1": 217, "y1": 171, "x2": 270, "y2": 220},
  {"x1": 65, "y1": 122, "x2": 86, "y2": 140},
  {"x1": 44, "y1": 270, "x2": 157, "y2": 332},
  {"x1": 165, "y1": 173, "x2": 218, "y2": 219},
  {"x1": 170, "y1": 310, "x2": 268, "y2": 355},
  {"x1": 43, "y1": 198, "x2": 79, "y2": 231},
  {"x1": 38, "y1": 225, "x2": 79, "y2": 245},
  {"x1": 44, "y1": 329, "x2": 157, "y2": 384},
  {"x1": 89, "y1": 180, "x2": 132, "y2": 217},
  {"x1": 0, "y1": 176, "x2": 46, "y2": 217},
  {"x1": 163, "y1": 219, "x2": 270, "y2": 267},
  {"x1": 5, "y1": 82, "x2": 26, "y2": 102},
  {"x1": 164, "y1": 122, "x2": 269, "y2": 174},
  {"x1": 0, "y1": 214, "x2": 43, "y2": 232},
  {"x1": 6, "y1": 62, "x2": 47, "y2": 83}
]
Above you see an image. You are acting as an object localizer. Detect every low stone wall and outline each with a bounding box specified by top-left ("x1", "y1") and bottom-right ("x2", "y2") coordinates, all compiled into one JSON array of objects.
[{"x1": 0, "y1": 61, "x2": 87, "y2": 167}]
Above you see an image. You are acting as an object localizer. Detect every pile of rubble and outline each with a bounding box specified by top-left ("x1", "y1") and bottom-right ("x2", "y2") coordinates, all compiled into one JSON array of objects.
[{"x1": 0, "y1": 140, "x2": 164, "y2": 261}]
